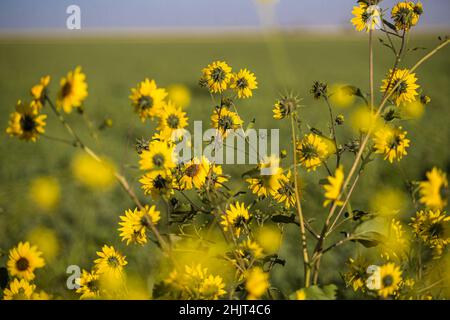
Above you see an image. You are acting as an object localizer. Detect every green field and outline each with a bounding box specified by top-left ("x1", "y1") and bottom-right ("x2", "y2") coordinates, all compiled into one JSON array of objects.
[{"x1": 0, "y1": 33, "x2": 449, "y2": 298}]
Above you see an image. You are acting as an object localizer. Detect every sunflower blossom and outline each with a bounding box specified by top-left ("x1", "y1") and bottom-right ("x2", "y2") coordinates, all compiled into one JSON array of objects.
[
  {"x1": 230, "y1": 68, "x2": 258, "y2": 98},
  {"x1": 57, "y1": 66, "x2": 88, "y2": 113},
  {"x1": 296, "y1": 133, "x2": 328, "y2": 171},
  {"x1": 419, "y1": 167, "x2": 448, "y2": 210},
  {"x1": 129, "y1": 78, "x2": 167, "y2": 121},
  {"x1": 94, "y1": 245, "x2": 127, "y2": 277},
  {"x1": 373, "y1": 126, "x2": 410, "y2": 163},
  {"x1": 7, "y1": 241, "x2": 45, "y2": 281},
  {"x1": 221, "y1": 202, "x2": 251, "y2": 238},
  {"x1": 351, "y1": 2, "x2": 381, "y2": 32},
  {"x1": 323, "y1": 165, "x2": 344, "y2": 207},
  {"x1": 6, "y1": 100, "x2": 47, "y2": 142},
  {"x1": 201, "y1": 61, "x2": 232, "y2": 93},
  {"x1": 118, "y1": 206, "x2": 161, "y2": 245},
  {"x1": 380, "y1": 68, "x2": 419, "y2": 106}
]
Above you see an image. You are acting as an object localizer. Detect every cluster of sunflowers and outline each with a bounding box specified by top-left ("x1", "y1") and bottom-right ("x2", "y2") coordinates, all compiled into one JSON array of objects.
[{"x1": 2, "y1": 0, "x2": 449, "y2": 300}]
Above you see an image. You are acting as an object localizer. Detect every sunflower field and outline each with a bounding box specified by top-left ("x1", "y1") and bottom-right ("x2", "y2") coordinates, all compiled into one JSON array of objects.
[{"x1": 1, "y1": 0, "x2": 450, "y2": 301}]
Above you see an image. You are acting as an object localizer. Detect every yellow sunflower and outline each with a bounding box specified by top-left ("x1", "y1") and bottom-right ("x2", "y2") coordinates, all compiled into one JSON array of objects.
[
  {"x1": 129, "y1": 78, "x2": 168, "y2": 121},
  {"x1": 272, "y1": 94, "x2": 301, "y2": 120},
  {"x1": 230, "y1": 68, "x2": 258, "y2": 98},
  {"x1": 377, "y1": 263, "x2": 402, "y2": 298},
  {"x1": 178, "y1": 156, "x2": 211, "y2": 190},
  {"x1": 7, "y1": 241, "x2": 45, "y2": 281},
  {"x1": 2, "y1": 278, "x2": 36, "y2": 300},
  {"x1": 391, "y1": 1, "x2": 421, "y2": 31},
  {"x1": 118, "y1": 205, "x2": 161, "y2": 245},
  {"x1": 157, "y1": 100, "x2": 188, "y2": 140},
  {"x1": 201, "y1": 61, "x2": 232, "y2": 93},
  {"x1": 419, "y1": 167, "x2": 448, "y2": 210},
  {"x1": 246, "y1": 155, "x2": 284, "y2": 197},
  {"x1": 245, "y1": 267, "x2": 269, "y2": 299},
  {"x1": 221, "y1": 201, "x2": 251, "y2": 237},
  {"x1": 56, "y1": 66, "x2": 88, "y2": 113},
  {"x1": 296, "y1": 133, "x2": 328, "y2": 171},
  {"x1": 373, "y1": 126, "x2": 410, "y2": 163},
  {"x1": 6, "y1": 100, "x2": 47, "y2": 142},
  {"x1": 139, "y1": 140, "x2": 176, "y2": 176},
  {"x1": 381, "y1": 68, "x2": 419, "y2": 106},
  {"x1": 410, "y1": 209, "x2": 450, "y2": 256},
  {"x1": 323, "y1": 165, "x2": 344, "y2": 207},
  {"x1": 94, "y1": 245, "x2": 127, "y2": 277},
  {"x1": 30, "y1": 75, "x2": 51, "y2": 110},
  {"x1": 237, "y1": 239, "x2": 264, "y2": 262},
  {"x1": 76, "y1": 269, "x2": 101, "y2": 299},
  {"x1": 211, "y1": 107, "x2": 243, "y2": 138},
  {"x1": 211, "y1": 164, "x2": 229, "y2": 188},
  {"x1": 140, "y1": 172, "x2": 174, "y2": 199},
  {"x1": 351, "y1": 2, "x2": 381, "y2": 32},
  {"x1": 199, "y1": 275, "x2": 227, "y2": 300},
  {"x1": 272, "y1": 170, "x2": 297, "y2": 208}
]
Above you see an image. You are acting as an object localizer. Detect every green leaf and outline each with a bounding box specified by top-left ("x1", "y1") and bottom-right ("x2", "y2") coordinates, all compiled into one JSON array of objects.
[
  {"x1": 351, "y1": 231, "x2": 385, "y2": 248},
  {"x1": 271, "y1": 214, "x2": 299, "y2": 226},
  {"x1": 382, "y1": 19, "x2": 397, "y2": 32}
]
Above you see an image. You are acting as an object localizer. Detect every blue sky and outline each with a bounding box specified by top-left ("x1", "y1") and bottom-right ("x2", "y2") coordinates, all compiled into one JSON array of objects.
[{"x1": 1, "y1": 0, "x2": 449, "y2": 31}]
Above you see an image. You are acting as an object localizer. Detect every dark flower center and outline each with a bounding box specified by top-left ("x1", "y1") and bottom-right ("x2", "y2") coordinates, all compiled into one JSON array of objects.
[
  {"x1": 389, "y1": 135, "x2": 402, "y2": 149},
  {"x1": 87, "y1": 279, "x2": 99, "y2": 293},
  {"x1": 233, "y1": 215, "x2": 247, "y2": 228},
  {"x1": 218, "y1": 116, "x2": 234, "y2": 131},
  {"x1": 153, "y1": 174, "x2": 167, "y2": 190},
  {"x1": 211, "y1": 67, "x2": 226, "y2": 82},
  {"x1": 382, "y1": 275, "x2": 394, "y2": 287},
  {"x1": 107, "y1": 256, "x2": 120, "y2": 268},
  {"x1": 439, "y1": 185, "x2": 448, "y2": 200},
  {"x1": 152, "y1": 153, "x2": 165, "y2": 167},
  {"x1": 16, "y1": 257, "x2": 30, "y2": 271},
  {"x1": 167, "y1": 114, "x2": 180, "y2": 129},
  {"x1": 236, "y1": 77, "x2": 248, "y2": 89},
  {"x1": 20, "y1": 115, "x2": 36, "y2": 132},
  {"x1": 139, "y1": 95, "x2": 153, "y2": 110},
  {"x1": 185, "y1": 164, "x2": 200, "y2": 177},
  {"x1": 61, "y1": 82, "x2": 72, "y2": 97},
  {"x1": 301, "y1": 144, "x2": 319, "y2": 159},
  {"x1": 429, "y1": 223, "x2": 444, "y2": 238}
]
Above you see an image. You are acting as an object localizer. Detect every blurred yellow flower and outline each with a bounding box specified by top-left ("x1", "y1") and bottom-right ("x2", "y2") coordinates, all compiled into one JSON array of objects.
[
  {"x1": 167, "y1": 83, "x2": 191, "y2": 109},
  {"x1": 329, "y1": 83, "x2": 355, "y2": 108},
  {"x1": 6, "y1": 100, "x2": 47, "y2": 142},
  {"x1": 26, "y1": 227, "x2": 60, "y2": 262},
  {"x1": 29, "y1": 176, "x2": 60, "y2": 211},
  {"x1": 57, "y1": 66, "x2": 88, "y2": 113},
  {"x1": 295, "y1": 289, "x2": 306, "y2": 300},
  {"x1": 245, "y1": 267, "x2": 269, "y2": 299},
  {"x1": 71, "y1": 152, "x2": 116, "y2": 190},
  {"x1": 399, "y1": 100, "x2": 425, "y2": 119},
  {"x1": 30, "y1": 75, "x2": 50, "y2": 110},
  {"x1": 323, "y1": 165, "x2": 344, "y2": 207},
  {"x1": 237, "y1": 239, "x2": 264, "y2": 261},
  {"x1": 349, "y1": 107, "x2": 382, "y2": 134},
  {"x1": 255, "y1": 225, "x2": 281, "y2": 254},
  {"x1": 410, "y1": 209, "x2": 450, "y2": 257},
  {"x1": 7, "y1": 241, "x2": 45, "y2": 281},
  {"x1": 370, "y1": 186, "x2": 407, "y2": 216},
  {"x1": 419, "y1": 167, "x2": 448, "y2": 210}
]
